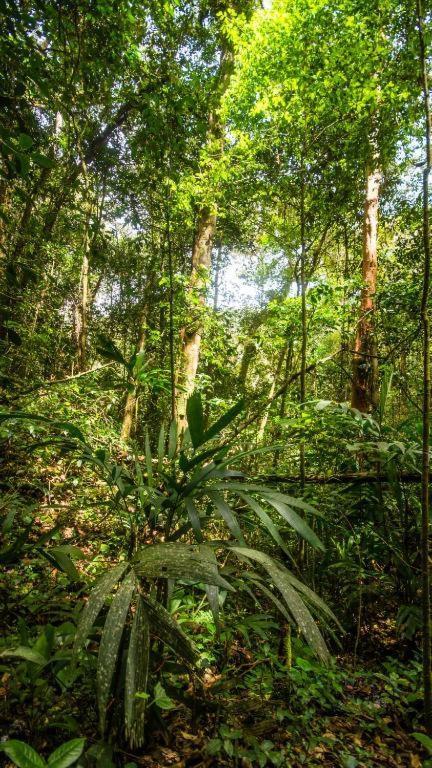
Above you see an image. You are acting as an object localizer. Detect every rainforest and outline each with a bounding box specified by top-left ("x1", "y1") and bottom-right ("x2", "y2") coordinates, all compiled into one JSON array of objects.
[{"x1": 1, "y1": 0, "x2": 432, "y2": 766}]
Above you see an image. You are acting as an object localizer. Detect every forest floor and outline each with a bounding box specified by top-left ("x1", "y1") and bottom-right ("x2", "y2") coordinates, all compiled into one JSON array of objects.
[{"x1": 138, "y1": 674, "x2": 424, "y2": 767}]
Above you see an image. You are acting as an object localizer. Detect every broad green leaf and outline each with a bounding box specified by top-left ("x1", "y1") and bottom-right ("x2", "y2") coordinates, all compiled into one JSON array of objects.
[
  {"x1": 97, "y1": 572, "x2": 136, "y2": 733},
  {"x1": 206, "y1": 490, "x2": 245, "y2": 543},
  {"x1": 266, "y1": 498, "x2": 325, "y2": 552},
  {"x1": 73, "y1": 563, "x2": 128, "y2": 653},
  {"x1": 45, "y1": 547, "x2": 81, "y2": 581},
  {"x1": 48, "y1": 739, "x2": 85, "y2": 768},
  {"x1": 125, "y1": 597, "x2": 149, "y2": 748},
  {"x1": 32, "y1": 152, "x2": 55, "y2": 169},
  {"x1": 186, "y1": 392, "x2": 205, "y2": 448},
  {"x1": 153, "y1": 681, "x2": 175, "y2": 710},
  {"x1": 0, "y1": 741, "x2": 45, "y2": 768},
  {"x1": 0, "y1": 647, "x2": 47, "y2": 666},
  {"x1": 133, "y1": 543, "x2": 233, "y2": 591},
  {"x1": 201, "y1": 399, "x2": 244, "y2": 443},
  {"x1": 412, "y1": 732, "x2": 432, "y2": 754}
]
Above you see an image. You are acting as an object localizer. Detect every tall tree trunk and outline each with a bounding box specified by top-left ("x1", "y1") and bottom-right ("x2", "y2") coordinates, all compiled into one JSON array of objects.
[
  {"x1": 299, "y1": 166, "x2": 307, "y2": 489},
  {"x1": 176, "y1": 207, "x2": 216, "y2": 431},
  {"x1": 417, "y1": 0, "x2": 432, "y2": 735},
  {"x1": 351, "y1": 163, "x2": 381, "y2": 412},
  {"x1": 175, "y1": 44, "x2": 234, "y2": 431}
]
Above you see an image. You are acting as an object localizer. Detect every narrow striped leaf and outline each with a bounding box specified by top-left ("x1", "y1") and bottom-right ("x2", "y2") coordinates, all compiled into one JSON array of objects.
[
  {"x1": 184, "y1": 498, "x2": 203, "y2": 542},
  {"x1": 266, "y1": 498, "x2": 325, "y2": 552},
  {"x1": 157, "y1": 425, "x2": 165, "y2": 471},
  {"x1": 238, "y1": 493, "x2": 293, "y2": 560},
  {"x1": 73, "y1": 563, "x2": 128, "y2": 653},
  {"x1": 207, "y1": 491, "x2": 245, "y2": 543},
  {"x1": 125, "y1": 597, "x2": 149, "y2": 748},
  {"x1": 201, "y1": 398, "x2": 244, "y2": 443},
  {"x1": 97, "y1": 572, "x2": 136, "y2": 733},
  {"x1": 168, "y1": 420, "x2": 177, "y2": 459},
  {"x1": 230, "y1": 547, "x2": 330, "y2": 664},
  {"x1": 142, "y1": 596, "x2": 199, "y2": 666},
  {"x1": 144, "y1": 429, "x2": 153, "y2": 487}
]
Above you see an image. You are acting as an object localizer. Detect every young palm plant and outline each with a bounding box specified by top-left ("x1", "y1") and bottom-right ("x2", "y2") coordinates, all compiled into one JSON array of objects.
[{"x1": 1, "y1": 395, "x2": 339, "y2": 748}]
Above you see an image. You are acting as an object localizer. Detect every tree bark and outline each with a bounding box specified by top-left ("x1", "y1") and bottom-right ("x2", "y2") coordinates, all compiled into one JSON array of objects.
[
  {"x1": 176, "y1": 207, "x2": 216, "y2": 431},
  {"x1": 175, "y1": 44, "x2": 234, "y2": 431},
  {"x1": 351, "y1": 164, "x2": 381, "y2": 412}
]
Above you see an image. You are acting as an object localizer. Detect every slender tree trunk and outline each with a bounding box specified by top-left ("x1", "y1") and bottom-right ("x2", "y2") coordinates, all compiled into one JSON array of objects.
[
  {"x1": 175, "y1": 44, "x2": 234, "y2": 431},
  {"x1": 417, "y1": 0, "x2": 432, "y2": 735},
  {"x1": 299, "y1": 166, "x2": 307, "y2": 489},
  {"x1": 351, "y1": 163, "x2": 381, "y2": 412},
  {"x1": 77, "y1": 248, "x2": 90, "y2": 371},
  {"x1": 213, "y1": 240, "x2": 222, "y2": 311}
]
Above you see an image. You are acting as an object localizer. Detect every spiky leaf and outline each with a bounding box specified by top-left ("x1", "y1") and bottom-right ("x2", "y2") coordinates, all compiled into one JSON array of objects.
[
  {"x1": 142, "y1": 596, "x2": 200, "y2": 666},
  {"x1": 125, "y1": 597, "x2": 149, "y2": 748},
  {"x1": 73, "y1": 563, "x2": 128, "y2": 654},
  {"x1": 230, "y1": 547, "x2": 330, "y2": 664},
  {"x1": 207, "y1": 491, "x2": 244, "y2": 543},
  {"x1": 97, "y1": 572, "x2": 136, "y2": 733}
]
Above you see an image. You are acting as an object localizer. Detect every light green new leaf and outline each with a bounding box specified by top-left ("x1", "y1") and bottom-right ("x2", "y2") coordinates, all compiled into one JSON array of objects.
[
  {"x1": 125, "y1": 597, "x2": 149, "y2": 748},
  {"x1": 0, "y1": 647, "x2": 47, "y2": 666},
  {"x1": 186, "y1": 392, "x2": 205, "y2": 448},
  {"x1": 48, "y1": 739, "x2": 85, "y2": 768},
  {"x1": 74, "y1": 563, "x2": 128, "y2": 653},
  {"x1": 97, "y1": 572, "x2": 136, "y2": 733},
  {"x1": 0, "y1": 741, "x2": 45, "y2": 768}
]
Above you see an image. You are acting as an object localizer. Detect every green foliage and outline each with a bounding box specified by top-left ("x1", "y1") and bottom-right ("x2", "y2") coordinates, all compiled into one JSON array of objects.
[{"x1": 0, "y1": 740, "x2": 85, "y2": 768}]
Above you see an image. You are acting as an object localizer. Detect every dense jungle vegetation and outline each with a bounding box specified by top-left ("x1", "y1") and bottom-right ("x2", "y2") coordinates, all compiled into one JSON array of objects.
[{"x1": 2, "y1": 0, "x2": 432, "y2": 765}]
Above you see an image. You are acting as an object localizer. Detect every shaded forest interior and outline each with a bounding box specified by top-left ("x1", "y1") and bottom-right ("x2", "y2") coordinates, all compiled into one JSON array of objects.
[{"x1": 2, "y1": 0, "x2": 432, "y2": 766}]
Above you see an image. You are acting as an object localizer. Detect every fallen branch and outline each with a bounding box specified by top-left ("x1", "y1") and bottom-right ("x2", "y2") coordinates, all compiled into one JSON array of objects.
[
  {"x1": 255, "y1": 472, "x2": 422, "y2": 485},
  {"x1": 5, "y1": 362, "x2": 115, "y2": 402}
]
